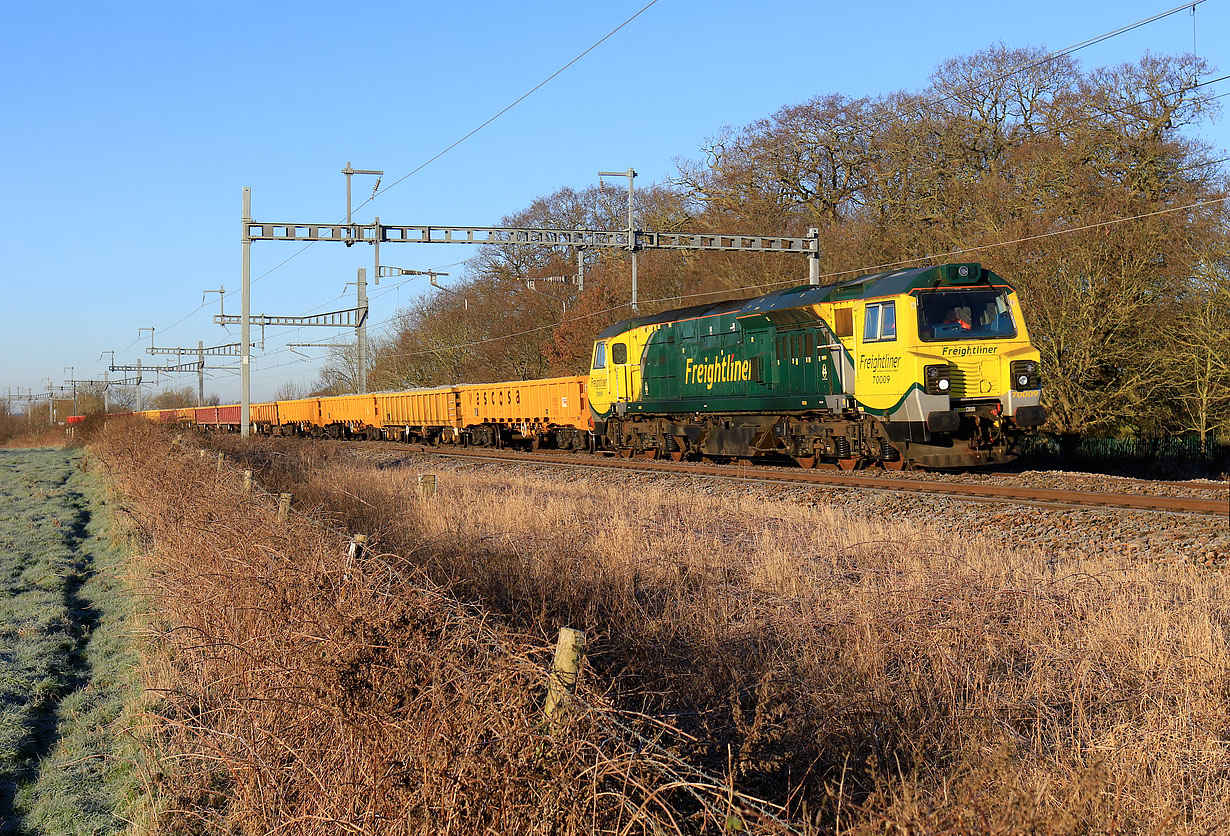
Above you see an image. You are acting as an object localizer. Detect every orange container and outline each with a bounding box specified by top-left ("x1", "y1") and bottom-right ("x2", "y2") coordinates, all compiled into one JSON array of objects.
[
  {"x1": 277, "y1": 397, "x2": 321, "y2": 427},
  {"x1": 376, "y1": 387, "x2": 460, "y2": 429},
  {"x1": 458, "y1": 376, "x2": 588, "y2": 430},
  {"x1": 251, "y1": 402, "x2": 278, "y2": 425},
  {"x1": 320, "y1": 394, "x2": 381, "y2": 428}
]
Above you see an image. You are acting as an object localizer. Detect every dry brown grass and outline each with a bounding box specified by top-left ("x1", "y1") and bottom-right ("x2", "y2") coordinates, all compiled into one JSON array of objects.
[
  {"x1": 2, "y1": 425, "x2": 70, "y2": 448},
  {"x1": 94, "y1": 423, "x2": 793, "y2": 835},
  {"x1": 97, "y1": 425, "x2": 1230, "y2": 834}
]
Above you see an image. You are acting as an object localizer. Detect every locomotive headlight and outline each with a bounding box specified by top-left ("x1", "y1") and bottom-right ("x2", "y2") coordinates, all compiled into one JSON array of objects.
[
  {"x1": 924, "y1": 364, "x2": 951, "y2": 395},
  {"x1": 1011, "y1": 360, "x2": 1040, "y2": 390}
]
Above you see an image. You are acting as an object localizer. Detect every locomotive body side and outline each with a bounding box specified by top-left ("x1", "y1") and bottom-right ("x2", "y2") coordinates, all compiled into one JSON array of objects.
[{"x1": 588, "y1": 263, "x2": 1045, "y2": 468}]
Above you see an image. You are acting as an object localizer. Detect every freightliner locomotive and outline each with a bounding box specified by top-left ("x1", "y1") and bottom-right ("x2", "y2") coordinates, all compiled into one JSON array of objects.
[{"x1": 587, "y1": 262, "x2": 1045, "y2": 468}]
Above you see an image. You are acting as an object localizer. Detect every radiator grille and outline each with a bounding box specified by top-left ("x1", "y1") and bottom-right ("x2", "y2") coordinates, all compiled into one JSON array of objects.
[{"x1": 948, "y1": 363, "x2": 983, "y2": 399}]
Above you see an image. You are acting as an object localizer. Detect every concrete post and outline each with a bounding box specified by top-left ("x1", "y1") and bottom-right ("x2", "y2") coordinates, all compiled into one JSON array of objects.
[
  {"x1": 241, "y1": 187, "x2": 251, "y2": 438},
  {"x1": 809, "y1": 227, "x2": 821, "y2": 286},
  {"x1": 356, "y1": 268, "x2": 368, "y2": 394}
]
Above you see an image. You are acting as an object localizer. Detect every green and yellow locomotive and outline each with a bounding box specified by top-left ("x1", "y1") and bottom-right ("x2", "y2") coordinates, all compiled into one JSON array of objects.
[{"x1": 587, "y1": 263, "x2": 1046, "y2": 469}]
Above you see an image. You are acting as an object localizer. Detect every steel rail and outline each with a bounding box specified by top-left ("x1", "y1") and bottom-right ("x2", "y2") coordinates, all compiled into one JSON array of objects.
[{"x1": 405, "y1": 446, "x2": 1229, "y2": 518}]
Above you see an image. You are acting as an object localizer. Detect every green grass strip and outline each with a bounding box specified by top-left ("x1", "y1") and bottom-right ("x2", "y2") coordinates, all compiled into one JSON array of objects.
[{"x1": 0, "y1": 448, "x2": 142, "y2": 836}]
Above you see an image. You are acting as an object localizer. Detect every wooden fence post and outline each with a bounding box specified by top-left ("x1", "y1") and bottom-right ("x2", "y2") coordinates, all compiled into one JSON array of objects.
[
  {"x1": 216, "y1": 451, "x2": 225, "y2": 475},
  {"x1": 277, "y1": 493, "x2": 292, "y2": 523},
  {"x1": 243, "y1": 470, "x2": 253, "y2": 493},
  {"x1": 344, "y1": 534, "x2": 367, "y2": 582},
  {"x1": 544, "y1": 627, "x2": 586, "y2": 726}
]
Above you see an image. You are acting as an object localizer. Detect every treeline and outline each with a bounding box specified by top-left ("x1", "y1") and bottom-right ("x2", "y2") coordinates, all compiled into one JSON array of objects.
[{"x1": 317, "y1": 46, "x2": 1228, "y2": 443}]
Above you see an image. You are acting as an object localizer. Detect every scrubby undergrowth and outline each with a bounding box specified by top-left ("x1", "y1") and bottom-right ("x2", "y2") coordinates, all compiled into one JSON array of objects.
[{"x1": 95, "y1": 422, "x2": 1230, "y2": 834}]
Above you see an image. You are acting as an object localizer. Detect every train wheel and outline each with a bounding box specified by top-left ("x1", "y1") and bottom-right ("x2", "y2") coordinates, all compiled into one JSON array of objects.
[
  {"x1": 640, "y1": 449, "x2": 658, "y2": 460},
  {"x1": 795, "y1": 455, "x2": 816, "y2": 469},
  {"x1": 619, "y1": 447, "x2": 633, "y2": 458},
  {"x1": 669, "y1": 451, "x2": 684, "y2": 462},
  {"x1": 530, "y1": 436, "x2": 540, "y2": 451}
]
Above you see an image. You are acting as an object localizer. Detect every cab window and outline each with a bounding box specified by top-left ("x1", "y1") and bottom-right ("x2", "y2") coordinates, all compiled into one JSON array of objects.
[
  {"x1": 592, "y1": 342, "x2": 606, "y2": 370},
  {"x1": 863, "y1": 302, "x2": 896, "y2": 343},
  {"x1": 917, "y1": 289, "x2": 1016, "y2": 341},
  {"x1": 612, "y1": 342, "x2": 628, "y2": 365}
]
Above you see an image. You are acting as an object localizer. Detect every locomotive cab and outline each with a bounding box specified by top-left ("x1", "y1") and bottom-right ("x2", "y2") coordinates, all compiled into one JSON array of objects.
[{"x1": 825, "y1": 263, "x2": 1046, "y2": 466}]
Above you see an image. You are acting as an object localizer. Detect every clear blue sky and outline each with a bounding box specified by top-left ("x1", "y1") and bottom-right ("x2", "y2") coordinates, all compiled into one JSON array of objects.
[{"x1": 2, "y1": 0, "x2": 1225, "y2": 405}]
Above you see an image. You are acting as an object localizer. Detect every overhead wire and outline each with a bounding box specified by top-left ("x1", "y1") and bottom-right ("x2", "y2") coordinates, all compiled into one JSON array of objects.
[
  {"x1": 374, "y1": 193, "x2": 1230, "y2": 362},
  {"x1": 77, "y1": 1, "x2": 659, "y2": 392},
  {"x1": 249, "y1": 0, "x2": 1204, "y2": 298},
  {"x1": 353, "y1": 0, "x2": 661, "y2": 212},
  {"x1": 245, "y1": 0, "x2": 1214, "y2": 365},
  {"x1": 144, "y1": 66, "x2": 1230, "y2": 384},
  {"x1": 76, "y1": 0, "x2": 1215, "y2": 392},
  {"x1": 923, "y1": 0, "x2": 1208, "y2": 114},
  {"x1": 250, "y1": 1, "x2": 1222, "y2": 339},
  {"x1": 694, "y1": 71, "x2": 1230, "y2": 233},
  {"x1": 241, "y1": 1, "x2": 661, "y2": 294},
  {"x1": 253, "y1": 263, "x2": 467, "y2": 366}
]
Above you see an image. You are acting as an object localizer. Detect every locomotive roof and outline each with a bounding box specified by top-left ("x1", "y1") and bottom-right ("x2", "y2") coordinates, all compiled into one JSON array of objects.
[{"x1": 596, "y1": 263, "x2": 1007, "y2": 338}]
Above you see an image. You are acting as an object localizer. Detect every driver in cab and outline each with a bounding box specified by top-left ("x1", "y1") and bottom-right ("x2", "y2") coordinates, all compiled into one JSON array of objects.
[{"x1": 943, "y1": 307, "x2": 972, "y2": 330}]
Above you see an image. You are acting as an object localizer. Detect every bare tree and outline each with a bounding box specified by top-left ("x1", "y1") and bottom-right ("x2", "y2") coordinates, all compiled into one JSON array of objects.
[
  {"x1": 274, "y1": 380, "x2": 310, "y2": 401},
  {"x1": 150, "y1": 386, "x2": 198, "y2": 409}
]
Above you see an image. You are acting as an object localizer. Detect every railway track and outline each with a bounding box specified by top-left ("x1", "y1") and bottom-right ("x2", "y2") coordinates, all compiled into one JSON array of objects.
[{"x1": 406, "y1": 446, "x2": 1229, "y2": 518}]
